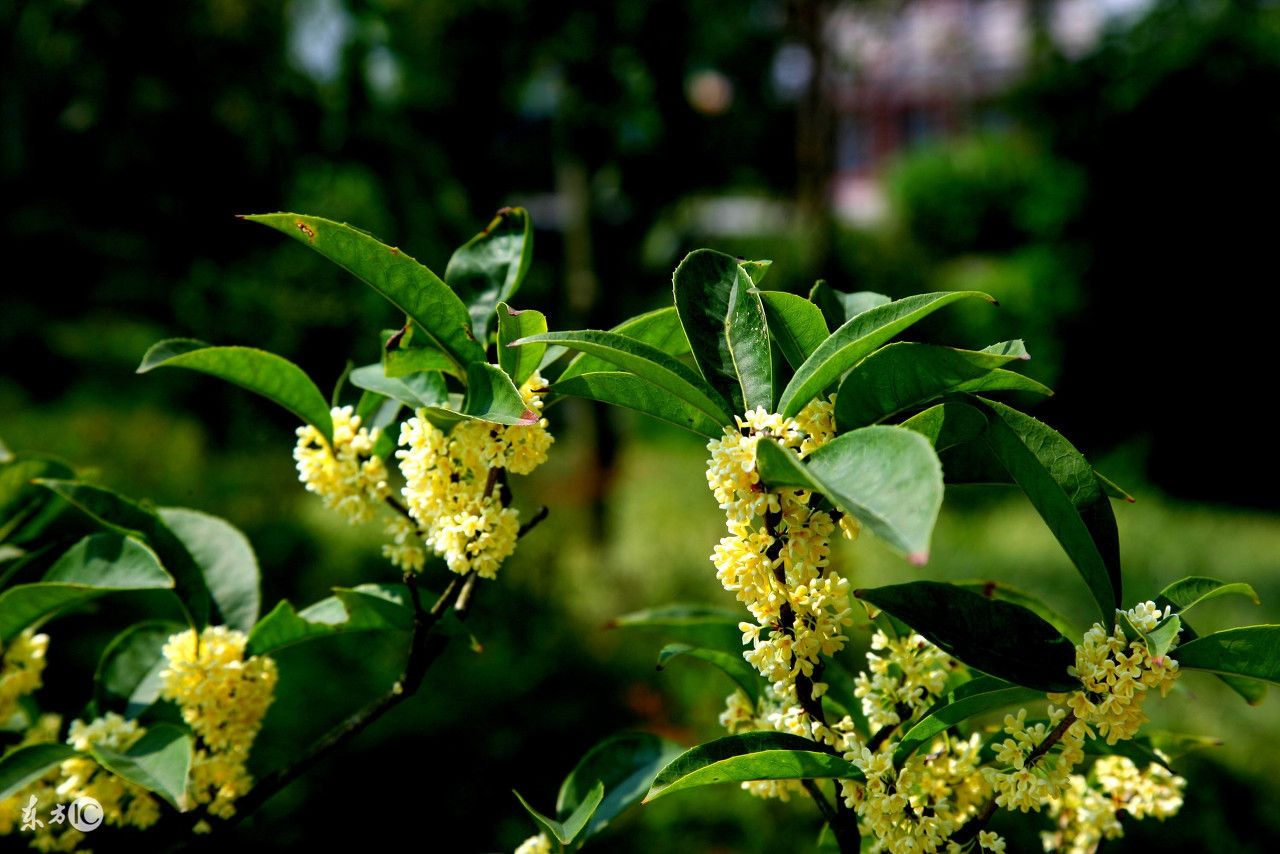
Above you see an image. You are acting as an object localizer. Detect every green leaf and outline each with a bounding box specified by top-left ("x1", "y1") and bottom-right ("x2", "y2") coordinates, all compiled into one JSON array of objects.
[
  {"x1": 1173, "y1": 615, "x2": 1267, "y2": 705},
  {"x1": 757, "y1": 290, "x2": 829, "y2": 371},
  {"x1": 835, "y1": 342, "x2": 1050, "y2": 430},
  {"x1": 550, "y1": 373, "x2": 722, "y2": 437},
  {"x1": 94, "y1": 620, "x2": 183, "y2": 718},
  {"x1": 515, "y1": 781, "x2": 604, "y2": 846},
  {"x1": 1175, "y1": 626, "x2": 1280, "y2": 685},
  {"x1": 0, "y1": 533, "x2": 174, "y2": 643},
  {"x1": 899, "y1": 403, "x2": 990, "y2": 453},
  {"x1": 243, "y1": 213, "x2": 485, "y2": 371},
  {"x1": 657, "y1": 644, "x2": 762, "y2": 704},
  {"x1": 854, "y1": 581, "x2": 1078, "y2": 691},
  {"x1": 673, "y1": 249, "x2": 774, "y2": 412},
  {"x1": 1, "y1": 455, "x2": 76, "y2": 545},
  {"x1": 778, "y1": 291, "x2": 992, "y2": 418},
  {"x1": 557, "y1": 733, "x2": 682, "y2": 841},
  {"x1": 445, "y1": 207, "x2": 533, "y2": 340},
  {"x1": 557, "y1": 307, "x2": 691, "y2": 382},
  {"x1": 512, "y1": 330, "x2": 732, "y2": 424},
  {"x1": 497, "y1": 303, "x2": 547, "y2": 386},
  {"x1": 0, "y1": 744, "x2": 77, "y2": 800},
  {"x1": 382, "y1": 326, "x2": 456, "y2": 378},
  {"x1": 37, "y1": 480, "x2": 210, "y2": 629},
  {"x1": 137, "y1": 340, "x2": 333, "y2": 442},
  {"x1": 953, "y1": 580, "x2": 1078, "y2": 638},
  {"x1": 247, "y1": 584, "x2": 414, "y2": 656},
  {"x1": 976, "y1": 399, "x2": 1121, "y2": 620},
  {"x1": 645, "y1": 732, "x2": 861, "y2": 802},
  {"x1": 894, "y1": 677, "x2": 1043, "y2": 765},
  {"x1": 756, "y1": 426, "x2": 942, "y2": 561},
  {"x1": 1157, "y1": 577, "x2": 1261, "y2": 615},
  {"x1": 158, "y1": 508, "x2": 260, "y2": 633},
  {"x1": 89, "y1": 723, "x2": 193, "y2": 811},
  {"x1": 808, "y1": 281, "x2": 890, "y2": 331},
  {"x1": 423, "y1": 362, "x2": 539, "y2": 426},
  {"x1": 1096, "y1": 472, "x2": 1136, "y2": 503},
  {"x1": 349, "y1": 363, "x2": 449, "y2": 410}
]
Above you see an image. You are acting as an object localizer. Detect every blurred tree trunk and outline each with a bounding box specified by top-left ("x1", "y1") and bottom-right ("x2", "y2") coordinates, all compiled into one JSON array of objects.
[{"x1": 791, "y1": 0, "x2": 835, "y2": 275}]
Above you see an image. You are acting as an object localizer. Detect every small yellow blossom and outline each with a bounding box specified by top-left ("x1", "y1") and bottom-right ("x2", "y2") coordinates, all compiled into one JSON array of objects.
[
  {"x1": 0, "y1": 630, "x2": 49, "y2": 723},
  {"x1": 294, "y1": 406, "x2": 389, "y2": 524},
  {"x1": 514, "y1": 832, "x2": 552, "y2": 854}
]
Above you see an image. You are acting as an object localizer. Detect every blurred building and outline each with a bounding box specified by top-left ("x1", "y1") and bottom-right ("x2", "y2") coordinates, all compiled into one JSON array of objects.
[{"x1": 823, "y1": 0, "x2": 1151, "y2": 223}]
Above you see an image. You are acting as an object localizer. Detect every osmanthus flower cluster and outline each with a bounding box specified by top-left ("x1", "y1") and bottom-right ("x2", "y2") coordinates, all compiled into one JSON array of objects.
[
  {"x1": 159, "y1": 626, "x2": 278, "y2": 822},
  {"x1": 506, "y1": 248, "x2": 1277, "y2": 854},
  {"x1": 0, "y1": 630, "x2": 48, "y2": 723},
  {"x1": 0, "y1": 623, "x2": 277, "y2": 851}
]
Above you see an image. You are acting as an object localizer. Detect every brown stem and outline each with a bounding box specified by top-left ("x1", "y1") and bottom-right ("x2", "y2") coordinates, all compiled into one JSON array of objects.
[{"x1": 950, "y1": 710, "x2": 1079, "y2": 845}]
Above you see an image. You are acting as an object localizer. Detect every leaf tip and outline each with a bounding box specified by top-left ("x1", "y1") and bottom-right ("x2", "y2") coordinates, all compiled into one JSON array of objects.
[
  {"x1": 907, "y1": 551, "x2": 929, "y2": 567},
  {"x1": 519, "y1": 409, "x2": 539, "y2": 425}
]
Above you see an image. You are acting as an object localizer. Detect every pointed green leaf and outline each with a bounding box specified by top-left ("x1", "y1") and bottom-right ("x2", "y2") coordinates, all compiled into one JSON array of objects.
[
  {"x1": 36, "y1": 480, "x2": 210, "y2": 628},
  {"x1": 349, "y1": 363, "x2": 449, "y2": 410},
  {"x1": 757, "y1": 290, "x2": 829, "y2": 371},
  {"x1": 557, "y1": 307, "x2": 691, "y2": 382},
  {"x1": 778, "y1": 291, "x2": 992, "y2": 417},
  {"x1": 894, "y1": 677, "x2": 1044, "y2": 764},
  {"x1": 1158, "y1": 577, "x2": 1261, "y2": 615},
  {"x1": 512, "y1": 330, "x2": 731, "y2": 424},
  {"x1": 422, "y1": 362, "x2": 539, "y2": 426},
  {"x1": 138, "y1": 340, "x2": 333, "y2": 442},
  {"x1": 645, "y1": 732, "x2": 861, "y2": 802},
  {"x1": 551, "y1": 373, "x2": 722, "y2": 438},
  {"x1": 497, "y1": 304, "x2": 547, "y2": 386},
  {"x1": 0, "y1": 533, "x2": 174, "y2": 643},
  {"x1": 382, "y1": 326, "x2": 456, "y2": 378},
  {"x1": 158, "y1": 508, "x2": 259, "y2": 633},
  {"x1": 976, "y1": 399, "x2": 1121, "y2": 620},
  {"x1": 953, "y1": 580, "x2": 1078, "y2": 638},
  {"x1": 94, "y1": 620, "x2": 183, "y2": 718},
  {"x1": 808, "y1": 281, "x2": 890, "y2": 331},
  {"x1": 1175, "y1": 626, "x2": 1280, "y2": 685},
  {"x1": 756, "y1": 426, "x2": 942, "y2": 561},
  {"x1": 0, "y1": 744, "x2": 77, "y2": 800},
  {"x1": 515, "y1": 782, "x2": 604, "y2": 846},
  {"x1": 657, "y1": 644, "x2": 762, "y2": 704},
  {"x1": 89, "y1": 723, "x2": 193, "y2": 811},
  {"x1": 243, "y1": 213, "x2": 485, "y2": 370},
  {"x1": 836, "y1": 342, "x2": 1050, "y2": 430},
  {"x1": 899, "y1": 403, "x2": 989, "y2": 453},
  {"x1": 673, "y1": 249, "x2": 774, "y2": 412},
  {"x1": 854, "y1": 581, "x2": 1078, "y2": 691},
  {"x1": 557, "y1": 733, "x2": 682, "y2": 840},
  {"x1": 246, "y1": 583, "x2": 415, "y2": 656},
  {"x1": 1172, "y1": 615, "x2": 1267, "y2": 705},
  {"x1": 445, "y1": 207, "x2": 533, "y2": 340}
]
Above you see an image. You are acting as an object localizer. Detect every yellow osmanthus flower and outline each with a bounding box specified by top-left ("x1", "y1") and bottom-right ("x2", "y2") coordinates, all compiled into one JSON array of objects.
[
  {"x1": 159, "y1": 626, "x2": 277, "y2": 819},
  {"x1": 1050, "y1": 601, "x2": 1181, "y2": 745},
  {"x1": 160, "y1": 627, "x2": 277, "y2": 754},
  {"x1": 1042, "y1": 756, "x2": 1184, "y2": 853},
  {"x1": 854, "y1": 630, "x2": 953, "y2": 730},
  {"x1": 396, "y1": 372, "x2": 552, "y2": 579},
  {"x1": 294, "y1": 405, "x2": 389, "y2": 524},
  {"x1": 842, "y1": 734, "x2": 986, "y2": 854},
  {"x1": 514, "y1": 831, "x2": 552, "y2": 854},
  {"x1": 706, "y1": 399, "x2": 864, "y2": 800},
  {"x1": 981, "y1": 706, "x2": 1085, "y2": 813},
  {"x1": 0, "y1": 630, "x2": 49, "y2": 723},
  {"x1": 60, "y1": 714, "x2": 162, "y2": 830}
]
